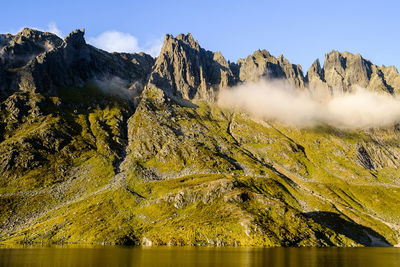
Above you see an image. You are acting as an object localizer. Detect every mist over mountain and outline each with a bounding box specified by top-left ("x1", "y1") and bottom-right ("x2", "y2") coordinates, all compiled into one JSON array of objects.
[
  {"x1": 219, "y1": 80, "x2": 400, "y2": 129},
  {"x1": 1, "y1": 28, "x2": 400, "y2": 247}
]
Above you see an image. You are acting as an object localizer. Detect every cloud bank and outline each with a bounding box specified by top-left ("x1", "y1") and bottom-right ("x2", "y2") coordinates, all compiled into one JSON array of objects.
[
  {"x1": 218, "y1": 80, "x2": 400, "y2": 129},
  {"x1": 88, "y1": 31, "x2": 162, "y2": 57}
]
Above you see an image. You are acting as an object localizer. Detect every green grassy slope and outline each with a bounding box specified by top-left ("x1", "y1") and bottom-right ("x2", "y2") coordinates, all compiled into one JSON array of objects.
[{"x1": 1, "y1": 86, "x2": 400, "y2": 246}]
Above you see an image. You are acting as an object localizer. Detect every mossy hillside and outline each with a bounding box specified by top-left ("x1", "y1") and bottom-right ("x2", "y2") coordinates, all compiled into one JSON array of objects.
[
  {"x1": 2, "y1": 88, "x2": 400, "y2": 246},
  {"x1": 124, "y1": 97, "x2": 400, "y2": 245},
  {"x1": 0, "y1": 83, "x2": 129, "y2": 190},
  {"x1": 0, "y1": 83, "x2": 132, "y2": 236},
  {"x1": 126, "y1": 98, "x2": 241, "y2": 176},
  {"x1": 1, "y1": 161, "x2": 396, "y2": 246},
  {"x1": 2, "y1": 173, "x2": 364, "y2": 246},
  {"x1": 126, "y1": 95, "x2": 281, "y2": 179}
]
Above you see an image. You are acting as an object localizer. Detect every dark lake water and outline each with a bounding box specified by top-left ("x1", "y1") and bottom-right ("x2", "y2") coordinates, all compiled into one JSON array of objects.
[{"x1": 1, "y1": 246, "x2": 400, "y2": 267}]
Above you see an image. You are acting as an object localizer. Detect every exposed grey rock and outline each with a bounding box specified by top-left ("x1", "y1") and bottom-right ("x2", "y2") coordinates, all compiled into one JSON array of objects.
[
  {"x1": 147, "y1": 33, "x2": 236, "y2": 102},
  {"x1": 357, "y1": 144, "x2": 374, "y2": 170},
  {"x1": 324, "y1": 51, "x2": 372, "y2": 92},
  {"x1": 0, "y1": 34, "x2": 12, "y2": 49},
  {"x1": 307, "y1": 59, "x2": 330, "y2": 98},
  {"x1": 116, "y1": 52, "x2": 155, "y2": 80},
  {"x1": 0, "y1": 28, "x2": 62, "y2": 69},
  {"x1": 307, "y1": 59, "x2": 324, "y2": 82},
  {"x1": 379, "y1": 65, "x2": 400, "y2": 94},
  {"x1": 237, "y1": 49, "x2": 306, "y2": 88},
  {"x1": 307, "y1": 50, "x2": 400, "y2": 96},
  {"x1": 0, "y1": 28, "x2": 156, "y2": 148},
  {"x1": 15, "y1": 29, "x2": 155, "y2": 94},
  {"x1": 0, "y1": 29, "x2": 62, "y2": 99}
]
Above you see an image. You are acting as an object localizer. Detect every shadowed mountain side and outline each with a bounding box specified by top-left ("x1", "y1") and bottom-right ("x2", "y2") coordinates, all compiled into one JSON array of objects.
[{"x1": 304, "y1": 211, "x2": 392, "y2": 246}]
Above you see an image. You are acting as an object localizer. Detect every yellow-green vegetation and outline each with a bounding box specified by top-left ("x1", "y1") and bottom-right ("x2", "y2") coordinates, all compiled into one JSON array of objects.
[{"x1": 1, "y1": 89, "x2": 400, "y2": 247}]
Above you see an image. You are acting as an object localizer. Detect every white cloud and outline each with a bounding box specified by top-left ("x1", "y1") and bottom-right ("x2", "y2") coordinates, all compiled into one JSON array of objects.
[
  {"x1": 46, "y1": 22, "x2": 63, "y2": 37},
  {"x1": 218, "y1": 79, "x2": 400, "y2": 129},
  {"x1": 88, "y1": 31, "x2": 140, "y2": 53},
  {"x1": 88, "y1": 30, "x2": 162, "y2": 57}
]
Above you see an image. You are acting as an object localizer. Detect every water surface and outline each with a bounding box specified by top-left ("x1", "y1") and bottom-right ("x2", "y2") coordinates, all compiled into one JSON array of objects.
[{"x1": 1, "y1": 246, "x2": 400, "y2": 267}]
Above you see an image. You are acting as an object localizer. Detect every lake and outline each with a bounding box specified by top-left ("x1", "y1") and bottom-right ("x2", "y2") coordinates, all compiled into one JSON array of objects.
[{"x1": 0, "y1": 246, "x2": 400, "y2": 267}]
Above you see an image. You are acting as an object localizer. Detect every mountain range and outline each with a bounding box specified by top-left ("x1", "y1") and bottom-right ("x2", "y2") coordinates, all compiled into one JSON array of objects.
[{"x1": 1, "y1": 28, "x2": 400, "y2": 246}]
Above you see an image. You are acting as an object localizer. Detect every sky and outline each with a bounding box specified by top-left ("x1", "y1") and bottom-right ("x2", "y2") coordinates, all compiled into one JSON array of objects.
[{"x1": 1, "y1": 0, "x2": 399, "y2": 72}]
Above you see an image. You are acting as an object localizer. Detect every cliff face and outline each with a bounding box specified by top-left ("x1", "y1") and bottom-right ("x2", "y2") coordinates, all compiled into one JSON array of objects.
[
  {"x1": 149, "y1": 34, "x2": 400, "y2": 102},
  {"x1": 307, "y1": 50, "x2": 400, "y2": 96},
  {"x1": 14, "y1": 29, "x2": 154, "y2": 95},
  {"x1": 237, "y1": 49, "x2": 306, "y2": 88},
  {"x1": 148, "y1": 33, "x2": 236, "y2": 102},
  {"x1": 1, "y1": 29, "x2": 400, "y2": 247},
  {"x1": 0, "y1": 28, "x2": 63, "y2": 69}
]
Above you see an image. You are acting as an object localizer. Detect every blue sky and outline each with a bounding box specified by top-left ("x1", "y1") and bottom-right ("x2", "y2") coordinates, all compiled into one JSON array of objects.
[{"x1": 2, "y1": 0, "x2": 399, "y2": 72}]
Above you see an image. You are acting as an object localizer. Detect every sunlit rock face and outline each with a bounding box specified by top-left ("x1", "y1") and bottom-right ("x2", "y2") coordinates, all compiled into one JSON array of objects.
[
  {"x1": 307, "y1": 50, "x2": 400, "y2": 96},
  {"x1": 237, "y1": 49, "x2": 306, "y2": 89},
  {"x1": 148, "y1": 33, "x2": 236, "y2": 102}
]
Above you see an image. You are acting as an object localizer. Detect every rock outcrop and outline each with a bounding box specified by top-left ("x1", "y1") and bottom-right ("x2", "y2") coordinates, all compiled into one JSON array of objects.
[
  {"x1": 307, "y1": 50, "x2": 400, "y2": 95},
  {"x1": 147, "y1": 33, "x2": 236, "y2": 102},
  {"x1": 237, "y1": 49, "x2": 306, "y2": 89},
  {"x1": 15, "y1": 29, "x2": 155, "y2": 94},
  {"x1": 0, "y1": 34, "x2": 12, "y2": 48},
  {"x1": 147, "y1": 34, "x2": 400, "y2": 105},
  {"x1": 0, "y1": 28, "x2": 62, "y2": 70},
  {"x1": 0, "y1": 29, "x2": 63, "y2": 99}
]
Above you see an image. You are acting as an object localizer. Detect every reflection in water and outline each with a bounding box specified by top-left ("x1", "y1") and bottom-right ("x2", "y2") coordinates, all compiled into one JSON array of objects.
[{"x1": 0, "y1": 247, "x2": 400, "y2": 267}]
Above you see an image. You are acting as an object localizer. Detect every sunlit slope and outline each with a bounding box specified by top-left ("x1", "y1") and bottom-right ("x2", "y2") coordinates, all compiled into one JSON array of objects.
[
  {"x1": 0, "y1": 84, "x2": 133, "y2": 243},
  {"x1": 2, "y1": 88, "x2": 400, "y2": 246}
]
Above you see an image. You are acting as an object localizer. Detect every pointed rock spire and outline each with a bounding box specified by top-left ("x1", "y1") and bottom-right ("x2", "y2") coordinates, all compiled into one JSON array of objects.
[
  {"x1": 237, "y1": 50, "x2": 306, "y2": 88},
  {"x1": 64, "y1": 29, "x2": 86, "y2": 49},
  {"x1": 147, "y1": 33, "x2": 236, "y2": 103}
]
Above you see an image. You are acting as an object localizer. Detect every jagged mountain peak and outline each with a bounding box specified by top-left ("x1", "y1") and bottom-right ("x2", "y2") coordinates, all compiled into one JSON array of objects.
[
  {"x1": 306, "y1": 49, "x2": 400, "y2": 95},
  {"x1": 0, "y1": 28, "x2": 155, "y2": 98},
  {"x1": 237, "y1": 48, "x2": 306, "y2": 88},
  {"x1": 251, "y1": 49, "x2": 274, "y2": 59},
  {"x1": 147, "y1": 32, "x2": 235, "y2": 103},
  {"x1": 162, "y1": 33, "x2": 199, "y2": 52},
  {"x1": 0, "y1": 28, "x2": 62, "y2": 57},
  {"x1": 63, "y1": 28, "x2": 86, "y2": 48},
  {"x1": 18, "y1": 27, "x2": 47, "y2": 37},
  {"x1": 307, "y1": 59, "x2": 324, "y2": 79},
  {"x1": 176, "y1": 33, "x2": 197, "y2": 46},
  {"x1": 324, "y1": 50, "x2": 371, "y2": 70},
  {"x1": 10, "y1": 27, "x2": 62, "y2": 47}
]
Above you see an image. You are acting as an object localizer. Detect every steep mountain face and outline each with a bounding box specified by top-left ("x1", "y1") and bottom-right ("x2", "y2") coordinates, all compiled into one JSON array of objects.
[
  {"x1": 1, "y1": 30, "x2": 400, "y2": 247},
  {"x1": 0, "y1": 28, "x2": 63, "y2": 69},
  {"x1": 307, "y1": 50, "x2": 400, "y2": 95},
  {"x1": 237, "y1": 49, "x2": 306, "y2": 88},
  {"x1": 148, "y1": 33, "x2": 236, "y2": 103},
  {"x1": 0, "y1": 29, "x2": 63, "y2": 98},
  {"x1": 15, "y1": 29, "x2": 154, "y2": 95}
]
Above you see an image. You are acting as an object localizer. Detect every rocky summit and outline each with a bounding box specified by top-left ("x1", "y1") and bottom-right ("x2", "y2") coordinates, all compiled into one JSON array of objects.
[{"x1": 1, "y1": 28, "x2": 400, "y2": 247}]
